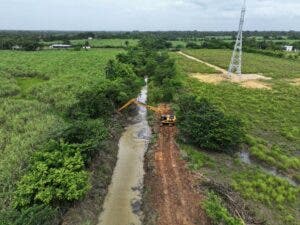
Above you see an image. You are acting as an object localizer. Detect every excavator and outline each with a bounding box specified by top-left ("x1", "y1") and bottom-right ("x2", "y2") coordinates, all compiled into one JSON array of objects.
[{"x1": 118, "y1": 98, "x2": 176, "y2": 126}]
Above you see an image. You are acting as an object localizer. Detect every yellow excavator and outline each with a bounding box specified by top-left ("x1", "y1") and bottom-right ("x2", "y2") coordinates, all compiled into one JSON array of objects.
[{"x1": 118, "y1": 98, "x2": 176, "y2": 126}]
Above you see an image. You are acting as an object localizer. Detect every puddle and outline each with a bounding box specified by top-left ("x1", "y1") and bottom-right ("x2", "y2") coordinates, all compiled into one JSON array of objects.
[
  {"x1": 98, "y1": 79, "x2": 151, "y2": 225},
  {"x1": 239, "y1": 151, "x2": 297, "y2": 186}
]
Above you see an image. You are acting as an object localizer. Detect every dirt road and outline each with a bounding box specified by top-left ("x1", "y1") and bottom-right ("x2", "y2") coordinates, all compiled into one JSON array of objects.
[{"x1": 144, "y1": 105, "x2": 209, "y2": 225}]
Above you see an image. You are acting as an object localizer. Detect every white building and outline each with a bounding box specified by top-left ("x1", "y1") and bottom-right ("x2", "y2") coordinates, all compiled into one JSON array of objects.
[
  {"x1": 88, "y1": 37, "x2": 93, "y2": 40},
  {"x1": 284, "y1": 45, "x2": 293, "y2": 52},
  {"x1": 83, "y1": 46, "x2": 91, "y2": 50},
  {"x1": 12, "y1": 45, "x2": 21, "y2": 50},
  {"x1": 50, "y1": 44, "x2": 71, "y2": 49}
]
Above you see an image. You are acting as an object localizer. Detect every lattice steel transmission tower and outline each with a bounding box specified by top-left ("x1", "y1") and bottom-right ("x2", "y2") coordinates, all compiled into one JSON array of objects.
[{"x1": 228, "y1": 0, "x2": 246, "y2": 76}]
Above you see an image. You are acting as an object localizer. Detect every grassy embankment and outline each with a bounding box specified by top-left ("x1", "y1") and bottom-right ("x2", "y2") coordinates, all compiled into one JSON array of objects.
[
  {"x1": 172, "y1": 49, "x2": 300, "y2": 225},
  {"x1": 0, "y1": 49, "x2": 143, "y2": 225}
]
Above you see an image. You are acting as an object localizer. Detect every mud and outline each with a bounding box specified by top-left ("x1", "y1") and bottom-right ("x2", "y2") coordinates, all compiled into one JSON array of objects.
[{"x1": 144, "y1": 105, "x2": 209, "y2": 225}]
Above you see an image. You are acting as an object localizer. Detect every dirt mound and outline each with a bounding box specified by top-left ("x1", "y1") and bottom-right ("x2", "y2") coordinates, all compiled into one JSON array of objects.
[
  {"x1": 191, "y1": 73, "x2": 272, "y2": 90},
  {"x1": 241, "y1": 80, "x2": 271, "y2": 89},
  {"x1": 289, "y1": 78, "x2": 300, "y2": 86}
]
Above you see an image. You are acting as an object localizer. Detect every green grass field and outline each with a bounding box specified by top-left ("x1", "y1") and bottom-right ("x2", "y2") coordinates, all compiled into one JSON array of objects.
[
  {"x1": 174, "y1": 50, "x2": 300, "y2": 224},
  {"x1": 0, "y1": 49, "x2": 123, "y2": 215},
  {"x1": 182, "y1": 49, "x2": 300, "y2": 79},
  {"x1": 71, "y1": 38, "x2": 139, "y2": 47},
  {"x1": 41, "y1": 39, "x2": 139, "y2": 48}
]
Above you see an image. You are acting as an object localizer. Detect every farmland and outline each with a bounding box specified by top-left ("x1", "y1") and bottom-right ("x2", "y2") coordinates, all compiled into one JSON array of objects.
[
  {"x1": 0, "y1": 48, "x2": 144, "y2": 224},
  {"x1": 41, "y1": 39, "x2": 139, "y2": 48},
  {"x1": 182, "y1": 49, "x2": 300, "y2": 79},
  {"x1": 1, "y1": 31, "x2": 300, "y2": 225},
  {"x1": 171, "y1": 49, "x2": 300, "y2": 225}
]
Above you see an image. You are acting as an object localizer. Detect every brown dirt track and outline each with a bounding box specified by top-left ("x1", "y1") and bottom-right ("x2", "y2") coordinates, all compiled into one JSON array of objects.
[{"x1": 144, "y1": 105, "x2": 209, "y2": 225}]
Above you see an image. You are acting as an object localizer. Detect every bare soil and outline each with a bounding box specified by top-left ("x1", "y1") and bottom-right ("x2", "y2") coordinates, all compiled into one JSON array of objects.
[
  {"x1": 289, "y1": 78, "x2": 300, "y2": 86},
  {"x1": 143, "y1": 105, "x2": 209, "y2": 225},
  {"x1": 191, "y1": 73, "x2": 272, "y2": 90},
  {"x1": 179, "y1": 52, "x2": 272, "y2": 90}
]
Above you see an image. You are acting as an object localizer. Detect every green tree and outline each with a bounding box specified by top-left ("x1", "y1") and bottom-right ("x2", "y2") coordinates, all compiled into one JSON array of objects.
[
  {"x1": 14, "y1": 140, "x2": 90, "y2": 208},
  {"x1": 177, "y1": 95, "x2": 245, "y2": 153}
]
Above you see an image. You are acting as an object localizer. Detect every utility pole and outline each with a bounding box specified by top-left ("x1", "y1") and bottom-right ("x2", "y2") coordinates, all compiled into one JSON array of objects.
[{"x1": 228, "y1": 0, "x2": 246, "y2": 76}]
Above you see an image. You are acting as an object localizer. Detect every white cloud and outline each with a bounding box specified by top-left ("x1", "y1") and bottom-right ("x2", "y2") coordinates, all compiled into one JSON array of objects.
[{"x1": 0, "y1": 0, "x2": 299, "y2": 30}]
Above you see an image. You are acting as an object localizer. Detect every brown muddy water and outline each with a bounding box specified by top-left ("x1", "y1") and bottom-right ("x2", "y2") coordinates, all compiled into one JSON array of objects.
[{"x1": 98, "y1": 82, "x2": 151, "y2": 225}]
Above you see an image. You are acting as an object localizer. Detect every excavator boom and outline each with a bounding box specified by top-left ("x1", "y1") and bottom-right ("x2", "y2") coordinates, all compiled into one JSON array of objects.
[
  {"x1": 118, "y1": 98, "x2": 176, "y2": 126},
  {"x1": 118, "y1": 98, "x2": 161, "y2": 114}
]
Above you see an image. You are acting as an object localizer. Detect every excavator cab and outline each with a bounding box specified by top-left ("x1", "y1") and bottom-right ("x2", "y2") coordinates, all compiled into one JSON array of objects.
[{"x1": 160, "y1": 114, "x2": 176, "y2": 126}]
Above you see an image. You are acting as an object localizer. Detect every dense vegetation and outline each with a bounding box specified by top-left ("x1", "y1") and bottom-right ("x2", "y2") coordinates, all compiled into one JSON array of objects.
[
  {"x1": 172, "y1": 48, "x2": 300, "y2": 224},
  {"x1": 0, "y1": 49, "x2": 143, "y2": 224},
  {"x1": 177, "y1": 95, "x2": 245, "y2": 153}
]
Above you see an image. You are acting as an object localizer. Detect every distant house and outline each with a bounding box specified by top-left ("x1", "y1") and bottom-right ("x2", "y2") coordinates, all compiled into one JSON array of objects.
[
  {"x1": 12, "y1": 45, "x2": 21, "y2": 50},
  {"x1": 88, "y1": 37, "x2": 93, "y2": 40},
  {"x1": 50, "y1": 44, "x2": 71, "y2": 49},
  {"x1": 83, "y1": 46, "x2": 91, "y2": 50},
  {"x1": 284, "y1": 45, "x2": 293, "y2": 52}
]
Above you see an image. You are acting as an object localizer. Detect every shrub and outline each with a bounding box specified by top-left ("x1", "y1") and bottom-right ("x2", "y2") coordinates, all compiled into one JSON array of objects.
[
  {"x1": 0, "y1": 205, "x2": 59, "y2": 225},
  {"x1": 105, "y1": 59, "x2": 135, "y2": 80},
  {"x1": 203, "y1": 191, "x2": 244, "y2": 225},
  {"x1": 186, "y1": 42, "x2": 201, "y2": 49},
  {"x1": 177, "y1": 94, "x2": 245, "y2": 153},
  {"x1": 232, "y1": 169, "x2": 299, "y2": 208},
  {"x1": 14, "y1": 140, "x2": 90, "y2": 208},
  {"x1": 60, "y1": 119, "x2": 108, "y2": 162}
]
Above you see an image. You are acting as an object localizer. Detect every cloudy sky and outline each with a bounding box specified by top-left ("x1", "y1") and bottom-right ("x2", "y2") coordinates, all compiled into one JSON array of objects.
[{"x1": 0, "y1": 0, "x2": 299, "y2": 31}]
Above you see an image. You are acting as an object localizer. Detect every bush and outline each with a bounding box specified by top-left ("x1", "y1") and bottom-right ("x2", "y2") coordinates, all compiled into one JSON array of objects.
[
  {"x1": 0, "y1": 205, "x2": 59, "y2": 225},
  {"x1": 186, "y1": 42, "x2": 201, "y2": 49},
  {"x1": 105, "y1": 59, "x2": 135, "y2": 80},
  {"x1": 60, "y1": 119, "x2": 108, "y2": 162},
  {"x1": 203, "y1": 191, "x2": 244, "y2": 225},
  {"x1": 14, "y1": 140, "x2": 90, "y2": 208},
  {"x1": 177, "y1": 95, "x2": 245, "y2": 153}
]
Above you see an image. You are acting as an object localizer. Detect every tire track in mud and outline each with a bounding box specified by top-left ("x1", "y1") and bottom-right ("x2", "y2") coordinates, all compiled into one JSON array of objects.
[{"x1": 147, "y1": 104, "x2": 209, "y2": 225}]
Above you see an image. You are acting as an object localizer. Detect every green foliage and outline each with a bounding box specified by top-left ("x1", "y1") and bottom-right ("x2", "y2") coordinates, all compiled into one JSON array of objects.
[
  {"x1": 0, "y1": 99, "x2": 64, "y2": 210},
  {"x1": 171, "y1": 52, "x2": 219, "y2": 74},
  {"x1": 105, "y1": 59, "x2": 135, "y2": 80},
  {"x1": 22, "y1": 40, "x2": 41, "y2": 51},
  {"x1": 0, "y1": 72, "x2": 20, "y2": 97},
  {"x1": 14, "y1": 140, "x2": 90, "y2": 208},
  {"x1": 186, "y1": 42, "x2": 202, "y2": 49},
  {"x1": 61, "y1": 119, "x2": 108, "y2": 161},
  {"x1": 249, "y1": 142, "x2": 300, "y2": 171},
  {"x1": 0, "y1": 49, "x2": 137, "y2": 221},
  {"x1": 0, "y1": 205, "x2": 59, "y2": 225},
  {"x1": 180, "y1": 144, "x2": 214, "y2": 170},
  {"x1": 139, "y1": 37, "x2": 172, "y2": 50},
  {"x1": 232, "y1": 169, "x2": 299, "y2": 208},
  {"x1": 177, "y1": 95, "x2": 245, "y2": 153},
  {"x1": 69, "y1": 38, "x2": 138, "y2": 48},
  {"x1": 117, "y1": 38, "x2": 178, "y2": 102},
  {"x1": 203, "y1": 191, "x2": 244, "y2": 225}
]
